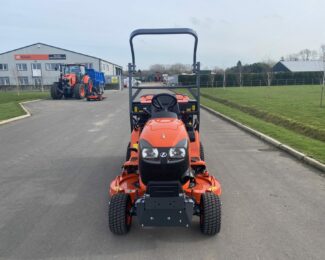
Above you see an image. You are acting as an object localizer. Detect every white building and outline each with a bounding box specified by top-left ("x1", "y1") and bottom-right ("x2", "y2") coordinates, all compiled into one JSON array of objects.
[{"x1": 0, "y1": 43, "x2": 122, "y2": 86}]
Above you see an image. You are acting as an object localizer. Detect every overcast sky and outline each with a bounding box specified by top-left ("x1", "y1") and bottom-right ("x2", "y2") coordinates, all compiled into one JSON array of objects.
[{"x1": 1, "y1": 0, "x2": 325, "y2": 69}]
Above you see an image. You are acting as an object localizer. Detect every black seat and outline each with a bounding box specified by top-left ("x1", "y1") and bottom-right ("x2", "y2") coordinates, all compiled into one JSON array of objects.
[
  {"x1": 150, "y1": 93, "x2": 180, "y2": 119},
  {"x1": 151, "y1": 111, "x2": 178, "y2": 119}
]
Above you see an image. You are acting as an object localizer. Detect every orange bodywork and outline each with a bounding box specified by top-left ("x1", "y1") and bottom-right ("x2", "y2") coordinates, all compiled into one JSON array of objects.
[
  {"x1": 63, "y1": 74, "x2": 77, "y2": 86},
  {"x1": 110, "y1": 94, "x2": 221, "y2": 205}
]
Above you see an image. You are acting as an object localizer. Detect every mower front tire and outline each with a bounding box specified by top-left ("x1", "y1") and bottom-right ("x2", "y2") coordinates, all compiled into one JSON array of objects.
[
  {"x1": 109, "y1": 193, "x2": 132, "y2": 235},
  {"x1": 74, "y1": 83, "x2": 85, "y2": 99},
  {"x1": 50, "y1": 82, "x2": 62, "y2": 100},
  {"x1": 200, "y1": 142, "x2": 205, "y2": 161},
  {"x1": 200, "y1": 192, "x2": 221, "y2": 235}
]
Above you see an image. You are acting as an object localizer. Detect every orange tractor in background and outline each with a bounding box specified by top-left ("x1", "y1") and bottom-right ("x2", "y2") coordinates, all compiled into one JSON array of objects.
[{"x1": 50, "y1": 64, "x2": 92, "y2": 100}]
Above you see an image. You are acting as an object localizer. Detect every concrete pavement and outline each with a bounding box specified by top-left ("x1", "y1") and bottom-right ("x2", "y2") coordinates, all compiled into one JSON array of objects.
[{"x1": 0, "y1": 90, "x2": 324, "y2": 260}]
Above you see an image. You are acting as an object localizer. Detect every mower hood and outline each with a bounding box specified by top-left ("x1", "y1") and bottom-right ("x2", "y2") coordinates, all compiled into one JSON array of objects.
[{"x1": 140, "y1": 118, "x2": 188, "y2": 148}]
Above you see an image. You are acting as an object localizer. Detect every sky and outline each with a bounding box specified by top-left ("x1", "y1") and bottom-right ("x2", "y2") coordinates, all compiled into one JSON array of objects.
[{"x1": 1, "y1": 0, "x2": 325, "y2": 70}]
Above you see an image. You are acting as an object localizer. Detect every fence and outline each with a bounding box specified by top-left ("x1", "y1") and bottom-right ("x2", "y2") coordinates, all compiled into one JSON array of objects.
[
  {"x1": 179, "y1": 71, "x2": 325, "y2": 87},
  {"x1": 0, "y1": 75, "x2": 123, "y2": 92}
]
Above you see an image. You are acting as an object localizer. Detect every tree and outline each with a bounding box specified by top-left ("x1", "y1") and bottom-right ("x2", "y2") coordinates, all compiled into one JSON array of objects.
[
  {"x1": 321, "y1": 45, "x2": 325, "y2": 61},
  {"x1": 149, "y1": 64, "x2": 166, "y2": 73},
  {"x1": 237, "y1": 60, "x2": 242, "y2": 86},
  {"x1": 299, "y1": 49, "x2": 312, "y2": 61}
]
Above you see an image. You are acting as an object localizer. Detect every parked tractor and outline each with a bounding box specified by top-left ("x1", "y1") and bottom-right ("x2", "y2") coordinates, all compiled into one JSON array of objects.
[{"x1": 50, "y1": 64, "x2": 91, "y2": 100}]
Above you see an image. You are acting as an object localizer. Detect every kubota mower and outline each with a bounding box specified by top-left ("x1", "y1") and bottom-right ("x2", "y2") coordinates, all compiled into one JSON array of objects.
[
  {"x1": 108, "y1": 28, "x2": 221, "y2": 235},
  {"x1": 50, "y1": 64, "x2": 91, "y2": 100}
]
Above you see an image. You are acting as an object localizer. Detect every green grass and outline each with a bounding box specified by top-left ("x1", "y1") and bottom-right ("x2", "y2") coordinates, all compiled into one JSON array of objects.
[
  {"x1": 177, "y1": 85, "x2": 325, "y2": 163},
  {"x1": 0, "y1": 92, "x2": 49, "y2": 121},
  {"x1": 201, "y1": 85, "x2": 325, "y2": 133}
]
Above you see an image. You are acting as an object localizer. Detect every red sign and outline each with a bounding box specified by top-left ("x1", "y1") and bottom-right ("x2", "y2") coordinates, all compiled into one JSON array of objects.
[
  {"x1": 15, "y1": 54, "x2": 66, "y2": 60},
  {"x1": 15, "y1": 54, "x2": 49, "y2": 60}
]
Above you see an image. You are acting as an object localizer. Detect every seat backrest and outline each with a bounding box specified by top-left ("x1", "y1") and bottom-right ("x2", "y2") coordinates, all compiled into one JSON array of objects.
[{"x1": 151, "y1": 102, "x2": 180, "y2": 119}]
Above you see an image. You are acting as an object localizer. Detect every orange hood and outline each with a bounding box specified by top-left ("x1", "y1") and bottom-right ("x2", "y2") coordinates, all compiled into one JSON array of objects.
[{"x1": 140, "y1": 118, "x2": 188, "y2": 147}]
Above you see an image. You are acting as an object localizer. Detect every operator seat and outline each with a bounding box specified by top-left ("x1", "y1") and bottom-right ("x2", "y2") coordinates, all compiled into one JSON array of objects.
[{"x1": 150, "y1": 94, "x2": 180, "y2": 119}]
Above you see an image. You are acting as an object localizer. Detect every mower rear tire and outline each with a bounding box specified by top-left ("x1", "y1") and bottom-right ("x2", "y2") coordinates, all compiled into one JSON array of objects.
[
  {"x1": 126, "y1": 142, "x2": 131, "y2": 161},
  {"x1": 200, "y1": 192, "x2": 221, "y2": 235},
  {"x1": 74, "y1": 83, "x2": 85, "y2": 99},
  {"x1": 50, "y1": 83, "x2": 62, "y2": 100},
  {"x1": 200, "y1": 142, "x2": 205, "y2": 161},
  {"x1": 109, "y1": 193, "x2": 132, "y2": 235}
]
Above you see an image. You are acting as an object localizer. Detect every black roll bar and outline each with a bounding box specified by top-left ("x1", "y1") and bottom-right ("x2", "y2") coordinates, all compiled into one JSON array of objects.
[
  {"x1": 129, "y1": 28, "x2": 198, "y2": 68},
  {"x1": 128, "y1": 28, "x2": 201, "y2": 131}
]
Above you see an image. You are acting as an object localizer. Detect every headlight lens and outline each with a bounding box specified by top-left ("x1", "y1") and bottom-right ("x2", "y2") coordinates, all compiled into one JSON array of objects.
[
  {"x1": 142, "y1": 148, "x2": 159, "y2": 159},
  {"x1": 169, "y1": 147, "x2": 186, "y2": 159}
]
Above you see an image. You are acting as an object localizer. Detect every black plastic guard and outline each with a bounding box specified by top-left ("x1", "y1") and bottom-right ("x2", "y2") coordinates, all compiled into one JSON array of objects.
[{"x1": 136, "y1": 195, "x2": 194, "y2": 227}]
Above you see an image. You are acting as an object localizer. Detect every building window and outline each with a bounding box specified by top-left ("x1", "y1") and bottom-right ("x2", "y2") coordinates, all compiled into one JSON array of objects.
[
  {"x1": 31, "y1": 63, "x2": 41, "y2": 70},
  {"x1": 18, "y1": 77, "x2": 29, "y2": 85},
  {"x1": 85, "y1": 63, "x2": 93, "y2": 69},
  {"x1": 0, "y1": 64, "x2": 8, "y2": 71},
  {"x1": 16, "y1": 63, "x2": 27, "y2": 71},
  {"x1": 45, "y1": 63, "x2": 60, "y2": 71},
  {"x1": 34, "y1": 77, "x2": 42, "y2": 86},
  {"x1": 0, "y1": 77, "x2": 10, "y2": 85}
]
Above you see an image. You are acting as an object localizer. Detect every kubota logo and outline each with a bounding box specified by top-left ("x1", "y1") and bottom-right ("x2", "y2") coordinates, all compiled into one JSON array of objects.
[{"x1": 160, "y1": 152, "x2": 167, "y2": 158}]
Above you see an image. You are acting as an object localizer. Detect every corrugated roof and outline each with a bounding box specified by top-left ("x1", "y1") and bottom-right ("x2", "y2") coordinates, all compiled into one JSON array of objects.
[
  {"x1": 279, "y1": 60, "x2": 325, "y2": 72},
  {"x1": 0, "y1": 42, "x2": 122, "y2": 68}
]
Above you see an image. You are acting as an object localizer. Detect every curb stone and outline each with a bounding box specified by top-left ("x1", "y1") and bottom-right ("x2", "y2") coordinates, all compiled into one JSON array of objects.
[
  {"x1": 201, "y1": 104, "x2": 325, "y2": 173},
  {"x1": 0, "y1": 99, "x2": 42, "y2": 126}
]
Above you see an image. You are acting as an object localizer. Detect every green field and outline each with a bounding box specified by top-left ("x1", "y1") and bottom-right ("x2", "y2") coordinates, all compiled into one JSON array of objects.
[
  {"x1": 179, "y1": 85, "x2": 325, "y2": 163},
  {"x1": 0, "y1": 92, "x2": 49, "y2": 121}
]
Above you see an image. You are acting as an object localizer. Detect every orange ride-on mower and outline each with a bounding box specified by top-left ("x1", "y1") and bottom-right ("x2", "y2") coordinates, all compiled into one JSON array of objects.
[
  {"x1": 108, "y1": 28, "x2": 221, "y2": 235},
  {"x1": 50, "y1": 64, "x2": 90, "y2": 100}
]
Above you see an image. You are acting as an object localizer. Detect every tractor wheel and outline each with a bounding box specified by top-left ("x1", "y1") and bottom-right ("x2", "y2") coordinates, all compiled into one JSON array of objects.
[
  {"x1": 74, "y1": 83, "x2": 85, "y2": 99},
  {"x1": 126, "y1": 142, "x2": 131, "y2": 161},
  {"x1": 109, "y1": 193, "x2": 132, "y2": 235},
  {"x1": 200, "y1": 142, "x2": 205, "y2": 161},
  {"x1": 64, "y1": 92, "x2": 73, "y2": 99},
  {"x1": 200, "y1": 192, "x2": 221, "y2": 235},
  {"x1": 50, "y1": 82, "x2": 62, "y2": 100}
]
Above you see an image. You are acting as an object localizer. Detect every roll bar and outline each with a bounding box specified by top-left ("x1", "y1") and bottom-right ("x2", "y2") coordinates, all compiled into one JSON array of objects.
[
  {"x1": 128, "y1": 28, "x2": 201, "y2": 131},
  {"x1": 129, "y1": 28, "x2": 198, "y2": 68}
]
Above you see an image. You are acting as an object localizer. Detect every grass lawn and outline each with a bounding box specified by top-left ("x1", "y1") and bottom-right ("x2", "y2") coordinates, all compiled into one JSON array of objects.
[
  {"x1": 177, "y1": 85, "x2": 325, "y2": 163},
  {"x1": 201, "y1": 85, "x2": 325, "y2": 131},
  {"x1": 0, "y1": 91, "x2": 49, "y2": 121}
]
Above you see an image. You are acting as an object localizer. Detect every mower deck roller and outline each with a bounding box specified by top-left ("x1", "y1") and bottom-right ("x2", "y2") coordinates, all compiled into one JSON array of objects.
[{"x1": 108, "y1": 28, "x2": 222, "y2": 236}]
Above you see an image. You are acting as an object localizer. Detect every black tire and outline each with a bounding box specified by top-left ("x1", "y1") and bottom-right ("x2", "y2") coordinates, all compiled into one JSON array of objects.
[
  {"x1": 50, "y1": 82, "x2": 62, "y2": 100},
  {"x1": 126, "y1": 142, "x2": 131, "y2": 161},
  {"x1": 200, "y1": 142, "x2": 205, "y2": 161},
  {"x1": 64, "y1": 92, "x2": 73, "y2": 99},
  {"x1": 109, "y1": 193, "x2": 132, "y2": 235},
  {"x1": 74, "y1": 83, "x2": 85, "y2": 99},
  {"x1": 200, "y1": 193, "x2": 221, "y2": 235}
]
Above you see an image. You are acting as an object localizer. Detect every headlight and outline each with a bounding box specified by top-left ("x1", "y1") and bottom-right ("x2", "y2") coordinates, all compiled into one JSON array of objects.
[
  {"x1": 169, "y1": 147, "x2": 186, "y2": 159},
  {"x1": 142, "y1": 148, "x2": 159, "y2": 159}
]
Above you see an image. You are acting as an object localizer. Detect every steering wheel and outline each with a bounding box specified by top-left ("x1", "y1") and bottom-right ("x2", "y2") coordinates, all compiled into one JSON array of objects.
[{"x1": 151, "y1": 93, "x2": 177, "y2": 112}]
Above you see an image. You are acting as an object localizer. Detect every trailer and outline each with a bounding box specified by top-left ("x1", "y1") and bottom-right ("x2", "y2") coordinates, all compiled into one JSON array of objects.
[{"x1": 85, "y1": 69, "x2": 106, "y2": 101}]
